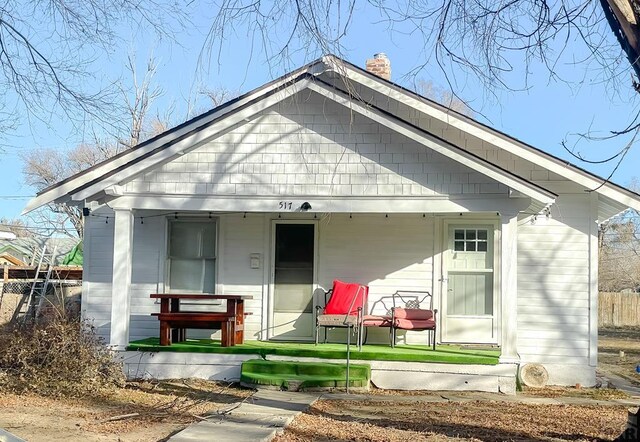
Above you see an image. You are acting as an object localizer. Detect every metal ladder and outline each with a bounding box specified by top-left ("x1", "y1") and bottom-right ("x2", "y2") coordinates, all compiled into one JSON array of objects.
[{"x1": 11, "y1": 244, "x2": 58, "y2": 323}]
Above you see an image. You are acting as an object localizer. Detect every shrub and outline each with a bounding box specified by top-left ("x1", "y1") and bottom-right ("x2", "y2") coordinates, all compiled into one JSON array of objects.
[{"x1": 0, "y1": 318, "x2": 125, "y2": 397}]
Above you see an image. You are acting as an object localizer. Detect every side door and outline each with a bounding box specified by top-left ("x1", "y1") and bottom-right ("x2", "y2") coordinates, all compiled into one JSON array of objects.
[{"x1": 442, "y1": 223, "x2": 497, "y2": 344}]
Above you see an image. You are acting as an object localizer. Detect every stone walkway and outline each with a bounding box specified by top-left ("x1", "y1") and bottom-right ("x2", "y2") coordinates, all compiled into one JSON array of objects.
[
  {"x1": 169, "y1": 389, "x2": 320, "y2": 442},
  {"x1": 597, "y1": 367, "x2": 640, "y2": 398},
  {"x1": 0, "y1": 428, "x2": 26, "y2": 442}
]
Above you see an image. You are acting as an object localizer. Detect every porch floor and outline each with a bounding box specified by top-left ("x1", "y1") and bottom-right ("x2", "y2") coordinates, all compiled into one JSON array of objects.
[{"x1": 127, "y1": 338, "x2": 500, "y2": 365}]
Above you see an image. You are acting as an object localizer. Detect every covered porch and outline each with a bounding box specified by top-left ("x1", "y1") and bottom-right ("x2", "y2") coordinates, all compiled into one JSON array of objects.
[{"x1": 104, "y1": 206, "x2": 525, "y2": 362}]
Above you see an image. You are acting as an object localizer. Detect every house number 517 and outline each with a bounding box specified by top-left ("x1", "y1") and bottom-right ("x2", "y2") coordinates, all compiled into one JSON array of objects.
[{"x1": 278, "y1": 201, "x2": 293, "y2": 210}]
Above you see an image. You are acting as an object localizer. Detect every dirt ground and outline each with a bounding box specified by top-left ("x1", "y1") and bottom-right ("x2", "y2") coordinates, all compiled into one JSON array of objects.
[
  {"x1": 274, "y1": 328, "x2": 640, "y2": 442},
  {"x1": 598, "y1": 326, "x2": 640, "y2": 386},
  {"x1": 273, "y1": 399, "x2": 628, "y2": 442},
  {"x1": 1, "y1": 327, "x2": 639, "y2": 441},
  {"x1": 0, "y1": 379, "x2": 253, "y2": 441}
]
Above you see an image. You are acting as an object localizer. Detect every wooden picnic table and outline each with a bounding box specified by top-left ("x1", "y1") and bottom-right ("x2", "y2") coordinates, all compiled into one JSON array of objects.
[{"x1": 150, "y1": 294, "x2": 253, "y2": 347}]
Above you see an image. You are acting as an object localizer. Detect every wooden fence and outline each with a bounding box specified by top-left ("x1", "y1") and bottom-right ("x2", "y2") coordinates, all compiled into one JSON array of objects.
[{"x1": 599, "y1": 292, "x2": 640, "y2": 327}]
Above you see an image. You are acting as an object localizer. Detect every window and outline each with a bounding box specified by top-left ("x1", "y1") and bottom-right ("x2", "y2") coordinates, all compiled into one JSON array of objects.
[
  {"x1": 453, "y1": 229, "x2": 488, "y2": 252},
  {"x1": 167, "y1": 220, "x2": 217, "y2": 293}
]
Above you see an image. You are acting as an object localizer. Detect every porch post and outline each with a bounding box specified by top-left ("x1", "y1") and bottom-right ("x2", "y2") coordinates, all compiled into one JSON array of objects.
[
  {"x1": 499, "y1": 213, "x2": 519, "y2": 363},
  {"x1": 109, "y1": 208, "x2": 134, "y2": 350}
]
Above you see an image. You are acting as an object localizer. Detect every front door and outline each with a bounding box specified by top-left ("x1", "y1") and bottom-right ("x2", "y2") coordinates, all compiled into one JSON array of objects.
[
  {"x1": 270, "y1": 222, "x2": 316, "y2": 340},
  {"x1": 442, "y1": 223, "x2": 497, "y2": 344}
]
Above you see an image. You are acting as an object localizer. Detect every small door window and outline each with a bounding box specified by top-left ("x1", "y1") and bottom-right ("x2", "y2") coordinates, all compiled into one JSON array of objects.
[{"x1": 453, "y1": 229, "x2": 488, "y2": 252}]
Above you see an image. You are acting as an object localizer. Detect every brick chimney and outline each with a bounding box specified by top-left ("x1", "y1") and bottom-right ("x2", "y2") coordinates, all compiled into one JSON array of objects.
[{"x1": 365, "y1": 53, "x2": 391, "y2": 81}]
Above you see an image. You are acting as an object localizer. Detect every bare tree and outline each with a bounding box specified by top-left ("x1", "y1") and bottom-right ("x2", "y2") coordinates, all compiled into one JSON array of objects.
[
  {"x1": 414, "y1": 79, "x2": 475, "y2": 118},
  {"x1": 0, "y1": 0, "x2": 183, "y2": 143},
  {"x1": 0, "y1": 218, "x2": 34, "y2": 238},
  {"x1": 599, "y1": 178, "x2": 640, "y2": 291},
  {"x1": 20, "y1": 56, "x2": 164, "y2": 238},
  {"x1": 200, "y1": 1, "x2": 640, "y2": 174},
  {"x1": 204, "y1": 1, "x2": 628, "y2": 91},
  {"x1": 119, "y1": 55, "x2": 163, "y2": 149},
  {"x1": 200, "y1": 87, "x2": 241, "y2": 107},
  {"x1": 599, "y1": 215, "x2": 640, "y2": 291}
]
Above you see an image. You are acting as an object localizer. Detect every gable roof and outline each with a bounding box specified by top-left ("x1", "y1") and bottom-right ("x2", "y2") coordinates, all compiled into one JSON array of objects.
[
  {"x1": 320, "y1": 56, "x2": 640, "y2": 217},
  {"x1": 23, "y1": 55, "x2": 640, "y2": 217},
  {"x1": 0, "y1": 253, "x2": 27, "y2": 266}
]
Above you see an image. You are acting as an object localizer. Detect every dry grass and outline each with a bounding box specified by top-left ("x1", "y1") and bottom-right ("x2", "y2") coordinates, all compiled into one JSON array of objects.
[
  {"x1": 0, "y1": 319, "x2": 125, "y2": 397},
  {"x1": 274, "y1": 399, "x2": 628, "y2": 441},
  {"x1": 521, "y1": 386, "x2": 630, "y2": 400},
  {"x1": 598, "y1": 327, "x2": 640, "y2": 386},
  {"x1": 0, "y1": 379, "x2": 253, "y2": 441},
  {"x1": 0, "y1": 316, "x2": 255, "y2": 441}
]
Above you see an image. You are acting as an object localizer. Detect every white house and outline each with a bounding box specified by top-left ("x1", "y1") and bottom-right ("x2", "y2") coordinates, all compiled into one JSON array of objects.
[{"x1": 25, "y1": 54, "x2": 640, "y2": 389}]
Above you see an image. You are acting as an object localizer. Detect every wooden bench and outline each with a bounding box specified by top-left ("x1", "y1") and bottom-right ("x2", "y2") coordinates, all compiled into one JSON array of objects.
[
  {"x1": 151, "y1": 312, "x2": 236, "y2": 346},
  {"x1": 150, "y1": 294, "x2": 254, "y2": 347}
]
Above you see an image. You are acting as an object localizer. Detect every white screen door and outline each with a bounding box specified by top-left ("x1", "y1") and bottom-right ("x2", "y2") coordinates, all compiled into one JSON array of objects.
[
  {"x1": 442, "y1": 224, "x2": 497, "y2": 344},
  {"x1": 270, "y1": 222, "x2": 316, "y2": 340}
]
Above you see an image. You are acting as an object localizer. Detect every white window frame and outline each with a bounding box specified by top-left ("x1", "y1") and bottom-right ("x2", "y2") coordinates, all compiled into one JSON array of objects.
[{"x1": 166, "y1": 217, "x2": 219, "y2": 294}]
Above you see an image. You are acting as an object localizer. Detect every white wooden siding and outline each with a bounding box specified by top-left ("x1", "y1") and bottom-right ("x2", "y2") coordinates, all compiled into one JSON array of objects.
[
  {"x1": 219, "y1": 214, "x2": 266, "y2": 340},
  {"x1": 516, "y1": 193, "x2": 592, "y2": 367},
  {"x1": 128, "y1": 216, "x2": 165, "y2": 341},
  {"x1": 317, "y1": 214, "x2": 435, "y2": 344},
  {"x1": 81, "y1": 209, "x2": 115, "y2": 341},
  {"x1": 337, "y1": 77, "x2": 586, "y2": 190},
  {"x1": 318, "y1": 214, "x2": 434, "y2": 300}
]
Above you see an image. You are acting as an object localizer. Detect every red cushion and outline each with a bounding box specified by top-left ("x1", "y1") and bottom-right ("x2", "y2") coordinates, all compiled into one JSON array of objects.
[
  {"x1": 393, "y1": 308, "x2": 433, "y2": 320},
  {"x1": 324, "y1": 280, "x2": 369, "y2": 315},
  {"x1": 394, "y1": 318, "x2": 436, "y2": 330}
]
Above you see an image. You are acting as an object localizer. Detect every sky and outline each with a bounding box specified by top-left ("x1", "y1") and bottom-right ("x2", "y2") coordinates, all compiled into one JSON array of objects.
[{"x1": 1, "y1": 2, "x2": 639, "y2": 223}]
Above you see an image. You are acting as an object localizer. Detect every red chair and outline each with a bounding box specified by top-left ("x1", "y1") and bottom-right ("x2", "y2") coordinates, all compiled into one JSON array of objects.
[
  {"x1": 390, "y1": 291, "x2": 437, "y2": 350},
  {"x1": 315, "y1": 280, "x2": 369, "y2": 350}
]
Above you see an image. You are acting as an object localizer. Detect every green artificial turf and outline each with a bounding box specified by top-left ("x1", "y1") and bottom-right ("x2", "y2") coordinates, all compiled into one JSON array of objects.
[
  {"x1": 241, "y1": 359, "x2": 371, "y2": 389},
  {"x1": 127, "y1": 338, "x2": 500, "y2": 365}
]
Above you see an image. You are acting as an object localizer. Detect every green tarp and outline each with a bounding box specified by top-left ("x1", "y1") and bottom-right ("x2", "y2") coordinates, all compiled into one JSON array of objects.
[{"x1": 62, "y1": 241, "x2": 83, "y2": 266}]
